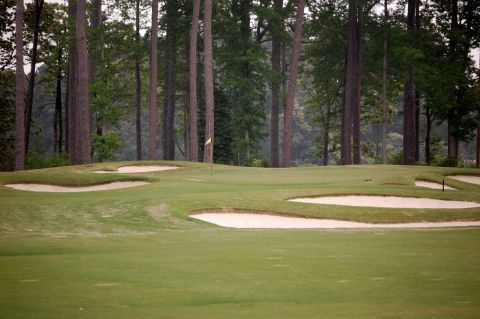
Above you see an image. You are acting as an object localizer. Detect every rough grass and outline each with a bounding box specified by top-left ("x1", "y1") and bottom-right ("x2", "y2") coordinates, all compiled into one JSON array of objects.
[{"x1": 1, "y1": 161, "x2": 480, "y2": 318}]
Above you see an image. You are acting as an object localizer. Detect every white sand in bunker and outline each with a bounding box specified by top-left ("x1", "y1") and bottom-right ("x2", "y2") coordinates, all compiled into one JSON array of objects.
[
  {"x1": 5, "y1": 181, "x2": 149, "y2": 192},
  {"x1": 449, "y1": 175, "x2": 480, "y2": 185},
  {"x1": 94, "y1": 165, "x2": 178, "y2": 173},
  {"x1": 191, "y1": 213, "x2": 480, "y2": 229},
  {"x1": 415, "y1": 180, "x2": 455, "y2": 190},
  {"x1": 289, "y1": 195, "x2": 480, "y2": 209}
]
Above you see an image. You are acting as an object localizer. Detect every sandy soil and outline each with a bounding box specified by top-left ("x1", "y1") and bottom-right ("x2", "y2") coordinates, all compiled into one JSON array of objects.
[
  {"x1": 5, "y1": 181, "x2": 149, "y2": 192},
  {"x1": 94, "y1": 165, "x2": 178, "y2": 173},
  {"x1": 289, "y1": 195, "x2": 480, "y2": 209},
  {"x1": 449, "y1": 175, "x2": 480, "y2": 185},
  {"x1": 191, "y1": 212, "x2": 480, "y2": 229},
  {"x1": 415, "y1": 180, "x2": 455, "y2": 190}
]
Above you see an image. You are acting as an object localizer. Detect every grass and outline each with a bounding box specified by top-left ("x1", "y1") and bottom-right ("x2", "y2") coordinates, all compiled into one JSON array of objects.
[{"x1": 1, "y1": 161, "x2": 480, "y2": 318}]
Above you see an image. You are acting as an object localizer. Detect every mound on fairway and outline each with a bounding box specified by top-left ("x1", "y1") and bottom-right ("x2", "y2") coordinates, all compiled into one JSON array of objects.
[
  {"x1": 5, "y1": 181, "x2": 149, "y2": 192},
  {"x1": 289, "y1": 195, "x2": 480, "y2": 209},
  {"x1": 449, "y1": 175, "x2": 480, "y2": 185},
  {"x1": 94, "y1": 165, "x2": 178, "y2": 173},
  {"x1": 415, "y1": 180, "x2": 455, "y2": 190},
  {"x1": 191, "y1": 212, "x2": 480, "y2": 229}
]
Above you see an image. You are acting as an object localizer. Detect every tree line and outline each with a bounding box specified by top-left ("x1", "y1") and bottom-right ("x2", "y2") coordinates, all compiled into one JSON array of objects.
[{"x1": 1, "y1": 0, "x2": 479, "y2": 171}]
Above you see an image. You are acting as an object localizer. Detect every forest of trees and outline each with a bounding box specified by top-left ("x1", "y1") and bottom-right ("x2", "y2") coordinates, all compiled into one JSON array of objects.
[{"x1": 1, "y1": 0, "x2": 479, "y2": 171}]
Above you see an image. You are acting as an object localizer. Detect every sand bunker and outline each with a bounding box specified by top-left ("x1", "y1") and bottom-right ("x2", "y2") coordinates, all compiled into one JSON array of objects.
[
  {"x1": 289, "y1": 195, "x2": 480, "y2": 209},
  {"x1": 449, "y1": 175, "x2": 480, "y2": 185},
  {"x1": 94, "y1": 165, "x2": 178, "y2": 173},
  {"x1": 191, "y1": 213, "x2": 480, "y2": 229},
  {"x1": 5, "y1": 181, "x2": 149, "y2": 192},
  {"x1": 415, "y1": 180, "x2": 455, "y2": 190}
]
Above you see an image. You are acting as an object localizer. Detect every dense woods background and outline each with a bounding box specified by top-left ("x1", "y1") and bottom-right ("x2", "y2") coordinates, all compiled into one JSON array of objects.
[{"x1": 1, "y1": 0, "x2": 479, "y2": 171}]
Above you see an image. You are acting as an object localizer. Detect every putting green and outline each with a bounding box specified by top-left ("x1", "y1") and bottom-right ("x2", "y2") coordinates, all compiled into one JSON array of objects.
[{"x1": 1, "y1": 162, "x2": 480, "y2": 318}]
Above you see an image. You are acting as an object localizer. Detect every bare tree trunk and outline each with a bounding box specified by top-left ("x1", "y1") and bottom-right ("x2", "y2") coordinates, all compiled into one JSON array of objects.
[
  {"x1": 414, "y1": 90, "x2": 420, "y2": 161},
  {"x1": 352, "y1": 3, "x2": 362, "y2": 165},
  {"x1": 188, "y1": 0, "x2": 200, "y2": 162},
  {"x1": 14, "y1": 0, "x2": 25, "y2": 171},
  {"x1": 89, "y1": 0, "x2": 101, "y2": 161},
  {"x1": 425, "y1": 106, "x2": 432, "y2": 165},
  {"x1": 403, "y1": 0, "x2": 416, "y2": 165},
  {"x1": 65, "y1": 64, "x2": 69, "y2": 154},
  {"x1": 414, "y1": 0, "x2": 420, "y2": 162},
  {"x1": 323, "y1": 105, "x2": 331, "y2": 166},
  {"x1": 67, "y1": 0, "x2": 77, "y2": 164},
  {"x1": 149, "y1": 0, "x2": 158, "y2": 160},
  {"x1": 54, "y1": 57, "x2": 62, "y2": 154},
  {"x1": 75, "y1": 0, "x2": 91, "y2": 164},
  {"x1": 25, "y1": 0, "x2": 44, "y2": 157},
  {"x1": 282, "y1": 0, "x2": 304, "y2": 168},
  {"x1": 341, "y1": 0, "x2": 357, "y2": 165},
  {"x1": 135, "y1": 0, "x2": 142, "y2": 160},
  {"x1": 476, "y1": 109, "x2": 479, "y2": 168},
  {"x1": 162, "y1": 7, "x2": 177, "y2": 161},
  {"x1": 447, "y1": 0, "x2": 459, "y2": 159},
  {"x1": 381, "y1": 0, "x2": 388, "y2": 164},
  {"x1": 270, "y1": 0, "x2": 282, "y2": 168},
  {"x1": 203, "y1": 0, "x2": 214, "y2": 163}
]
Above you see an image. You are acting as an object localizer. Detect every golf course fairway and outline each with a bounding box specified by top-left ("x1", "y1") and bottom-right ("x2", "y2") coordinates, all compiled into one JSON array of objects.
[{"x1": 1, "y1": 161, "x2": 480, "y2": 318}]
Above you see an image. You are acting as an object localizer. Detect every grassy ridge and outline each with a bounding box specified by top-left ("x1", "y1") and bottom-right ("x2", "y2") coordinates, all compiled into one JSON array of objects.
[{"x1": 1, "y1": 162, "x2": 480, "y2": 236}]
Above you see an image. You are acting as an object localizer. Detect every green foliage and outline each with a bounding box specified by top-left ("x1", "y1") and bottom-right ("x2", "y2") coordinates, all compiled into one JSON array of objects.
[
  {"x1": 214, "y1": 1, "x2": 270, "y2": 165},
  {"x1": 388, "y1": 149, "x2": 403, "y2": 165},
  {"x1": 0, "y1": 0, "x2": 15, "y2": 71},
  {"x1": 436, "y1": 155, "x2": 460, "y2": 168},
  {"x1": 93, "y1": 133, "x2": 121, "y2": 161},
  {"x1": 0, "y1": 70, "x2": 15, "y2": 171},
  {"x1": 247, "y1": 157, "x2": 270, "y2": 168},
  {"x1": 25, "y1": 152, "x2": 68, "y2": 170}
]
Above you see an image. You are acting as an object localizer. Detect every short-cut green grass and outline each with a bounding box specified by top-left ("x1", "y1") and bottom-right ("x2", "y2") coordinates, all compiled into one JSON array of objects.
[{"x1": 1, "y1": 162, "x2": 480, "y2": 318}]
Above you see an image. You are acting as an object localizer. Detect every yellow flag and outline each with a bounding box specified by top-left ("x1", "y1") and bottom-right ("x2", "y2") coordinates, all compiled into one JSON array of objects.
[{"x1": 205, "y1": 137, "x2": 212, "y2": 146}]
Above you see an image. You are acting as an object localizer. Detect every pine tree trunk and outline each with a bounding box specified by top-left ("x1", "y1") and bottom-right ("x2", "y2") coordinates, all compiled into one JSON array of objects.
[
  {"x1": 54, "y1": 58, "x2": 62, "y2": 154},
  {"x1": 341, "y1": 0, "x2": 357, "y2": 165},
  {"x1": 414, "y1": 90, "x2": 420, "y2": 161},
  {"x1": 425, "y1": 106, "x2": 432, "y2": 165},
  {"x1": 414, "y1": 0, "x2": 421, "y2": 162},
  {"x1": 270, "y1": 0, "x2": 282, "y2": 168},
  {"x1": 323, "y1": 105, "x2": 330, "y2": 166},
  {"x1": 149, "y1": 0, "x2": 158, "y2": 160},
  {"x1": 188, "y1": 0, "x2": 200, "y2": 162},
  {"x1": 135, "y1": 0, "x2": 142, "y2": 160},
  {"x1": 162, "y1": 6, "x2": 177, "y2": 161},
  {"x1": 447, "y1": 0, "x2": 459, "y2": 159},
  {"x1": 89, "y1": 0, "x2": 101, "y2": 160},
  {"x1": 352, "y1": 3, "x2": 362, "y2": 165},
  {"x1": 14, "y1": 0, "x2": 25, "y2": 171},
  {"x1": 381, "y1": 0, "x2": 388, "y2": 165},
  {"x1": 403, "y1": 0, "x2": 416, "y2": 165},
  {"x1": 476, "y1": 109, "x2": 479, "y2": 168},
  {"x1": 25, "y1": 0, "x2": 44, "y2": 157},
  {"x1": 203, "y1": 0, "x2": 214, "y2": 163},
  {"x1": 282, "y1": 0, "x2": 304, "y2": 168},
  {"x1": 75, "y1": 0, "x2": 91, "y2": 164},
  {"x1": 67, "y1": 0, "x2": 77, "y2": 164}
]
